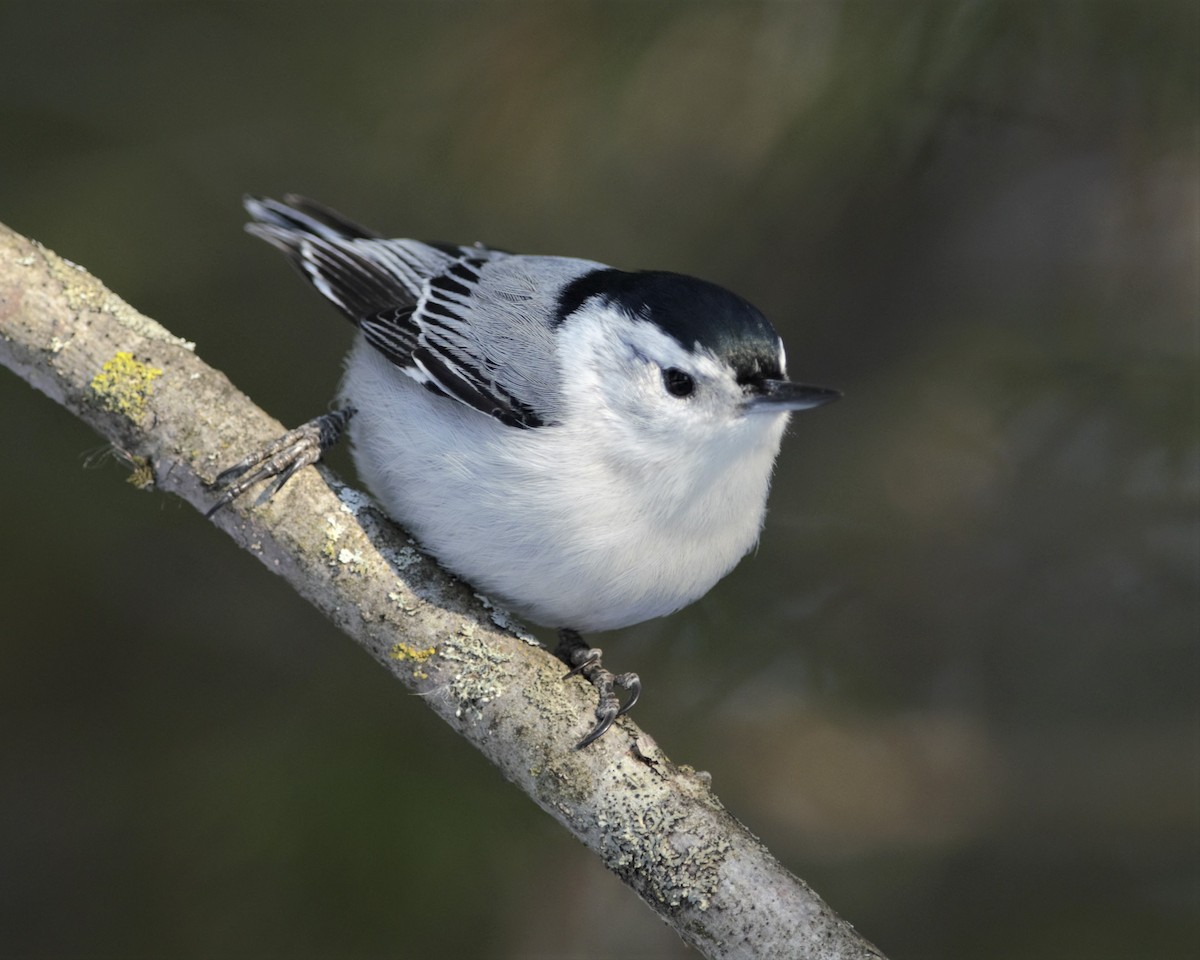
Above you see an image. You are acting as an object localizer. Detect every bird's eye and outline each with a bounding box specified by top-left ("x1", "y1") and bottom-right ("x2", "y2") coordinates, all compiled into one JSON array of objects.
[{"x1": 662, "y1": 367, "x2": 696, "y2": 398}]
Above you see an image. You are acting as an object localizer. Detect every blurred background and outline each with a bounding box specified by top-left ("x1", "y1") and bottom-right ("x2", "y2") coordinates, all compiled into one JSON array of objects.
[{"x1": 1, "y1": 2, "x2": 1195, "y2": 958}]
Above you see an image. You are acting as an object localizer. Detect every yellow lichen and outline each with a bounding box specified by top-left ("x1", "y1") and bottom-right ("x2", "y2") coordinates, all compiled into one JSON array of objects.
[
  {"x1": 125, "y1": 455, "x2": 155, "y2": 490},
  {"x1": 89, "y1": 351, "x2": 163, "y2": 421},
  {"x1": 390, "y1": 641, "x2": 438, "y2": 663}
]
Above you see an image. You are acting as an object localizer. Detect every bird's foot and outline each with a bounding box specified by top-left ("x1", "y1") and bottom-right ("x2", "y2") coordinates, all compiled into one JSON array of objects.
[
  {"x1": 556, "y1": 628, "x2": 641, "y2": 749},
  {"x1": 205, "y1": 407, "x2": 356, "y2": 518}
]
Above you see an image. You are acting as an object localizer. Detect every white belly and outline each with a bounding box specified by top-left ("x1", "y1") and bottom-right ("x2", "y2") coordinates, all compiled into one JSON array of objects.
[{"x1": 342, "y1": 340, "x2": 786, "y2": 632}]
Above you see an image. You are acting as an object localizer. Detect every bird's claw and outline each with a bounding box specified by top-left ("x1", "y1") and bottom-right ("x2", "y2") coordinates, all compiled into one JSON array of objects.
[
  {"x1": 556, "y1": 630, "x2": 641, "y2": 749},
  {"x1": 574, "y1": 671, "x2": 641, "y2": 749},
  {"x1": 205, "y1": 408, "x2": 355, "y2": 518}
]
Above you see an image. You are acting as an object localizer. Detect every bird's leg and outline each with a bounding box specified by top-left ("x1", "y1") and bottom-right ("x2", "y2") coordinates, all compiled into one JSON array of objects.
[
  {"x1": 205, "y1": 407, "x2": 356, "y2": 518},
  {"x1": 555, "y1": 628, "x2": 641, "y2": 749}
]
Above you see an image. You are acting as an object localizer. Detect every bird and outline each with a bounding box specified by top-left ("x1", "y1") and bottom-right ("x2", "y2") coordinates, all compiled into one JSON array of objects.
[{"x1": 209, "y1": 194, "x2": 839, "y2": 748}]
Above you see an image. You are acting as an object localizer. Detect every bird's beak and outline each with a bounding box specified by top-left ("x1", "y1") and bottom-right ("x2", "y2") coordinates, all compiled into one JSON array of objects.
[{"x1": 744, "y1": 379, "x2": 841, "y2": 413}]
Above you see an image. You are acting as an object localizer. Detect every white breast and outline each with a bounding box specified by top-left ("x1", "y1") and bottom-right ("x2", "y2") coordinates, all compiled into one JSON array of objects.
[{"x1": 341, "y1": 337, "x2": 788, "y2": 632}]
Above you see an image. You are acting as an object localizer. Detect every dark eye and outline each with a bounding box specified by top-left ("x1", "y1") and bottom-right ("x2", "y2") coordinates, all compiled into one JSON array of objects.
[{"x1": 662, "y1": 367, "x2": 695, "y2": 398}]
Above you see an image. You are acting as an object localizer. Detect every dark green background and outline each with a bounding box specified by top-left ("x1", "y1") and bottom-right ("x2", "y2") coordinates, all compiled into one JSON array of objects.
[{"x1": 1, "y1": 2, "x2": 1195, "y2": 957}]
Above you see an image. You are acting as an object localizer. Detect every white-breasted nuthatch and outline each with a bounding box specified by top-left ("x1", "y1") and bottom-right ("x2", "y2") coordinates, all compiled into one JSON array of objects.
[{"x1": 210, "y1": 195, "x2": 839, "y2": 747}]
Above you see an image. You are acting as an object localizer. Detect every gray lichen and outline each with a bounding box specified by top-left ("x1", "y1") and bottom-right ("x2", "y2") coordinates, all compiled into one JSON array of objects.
[{"x1": 440, "y1": 620, "x2": 512, "y2": 724}]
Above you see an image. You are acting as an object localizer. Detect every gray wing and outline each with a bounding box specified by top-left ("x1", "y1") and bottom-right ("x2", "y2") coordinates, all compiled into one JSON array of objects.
[{"x1": 245, "y1": 195, "x2": 602, "y2": 428}]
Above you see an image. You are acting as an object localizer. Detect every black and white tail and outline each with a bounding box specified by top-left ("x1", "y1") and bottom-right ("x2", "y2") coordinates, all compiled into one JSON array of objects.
[{"x1": 243, "y1": 194, "x2": 458, "y2": 322}]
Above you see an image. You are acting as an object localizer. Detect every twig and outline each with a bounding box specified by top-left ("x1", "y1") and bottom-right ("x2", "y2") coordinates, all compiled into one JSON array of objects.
[{"x1": 0, "y1": 220, "x2": 885, "y2": 960}]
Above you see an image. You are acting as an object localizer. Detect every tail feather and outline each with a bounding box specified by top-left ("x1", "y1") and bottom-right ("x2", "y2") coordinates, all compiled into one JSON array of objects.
[
  {"x1": 244, "y1": 194, "x2": 440, "y2": 321},
  {"x1": 244, "y1": 194, "x2": 378, "y2": 241}
]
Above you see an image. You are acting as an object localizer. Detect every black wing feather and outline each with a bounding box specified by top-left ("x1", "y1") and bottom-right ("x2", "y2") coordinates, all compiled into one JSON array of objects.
[{"x1": 246, "y1": 195, "x2": 551, "y2": 430}]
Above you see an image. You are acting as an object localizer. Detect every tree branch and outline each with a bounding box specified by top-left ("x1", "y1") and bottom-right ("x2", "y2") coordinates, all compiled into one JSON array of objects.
[{"x1": 0, "y1": 220, "x2": 885, "y2": 960}]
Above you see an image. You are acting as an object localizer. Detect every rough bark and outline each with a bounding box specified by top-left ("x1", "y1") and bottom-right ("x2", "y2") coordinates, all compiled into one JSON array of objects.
[{"x1": 0, "y1": 220, "x2": 885, "y2": 960}]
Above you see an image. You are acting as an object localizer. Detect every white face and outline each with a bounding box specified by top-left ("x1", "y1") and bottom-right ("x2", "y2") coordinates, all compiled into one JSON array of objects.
[{"x1": 556, "y1": 302, "x2": 790, "y2": 471}]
